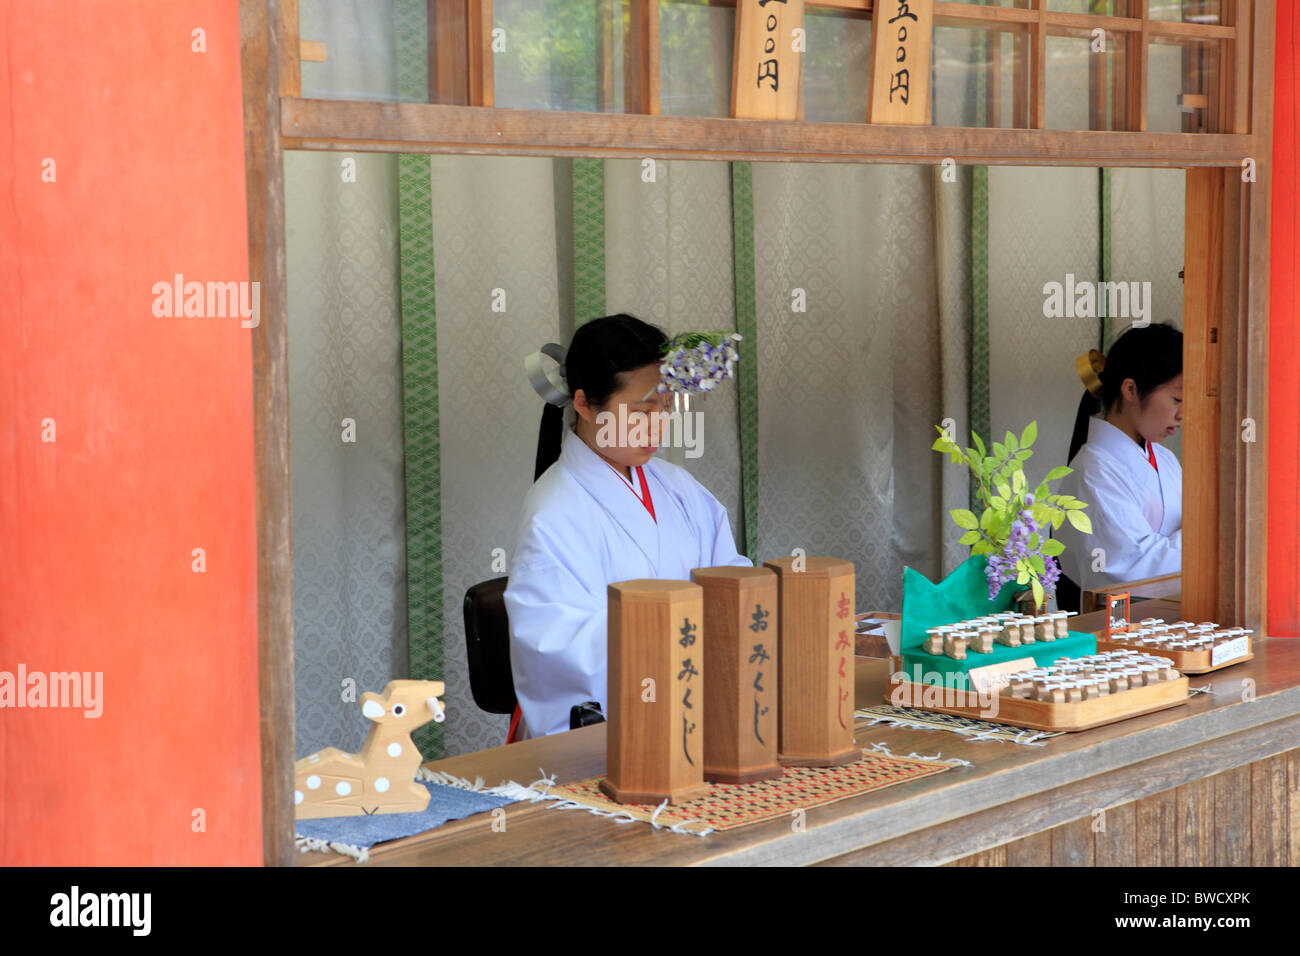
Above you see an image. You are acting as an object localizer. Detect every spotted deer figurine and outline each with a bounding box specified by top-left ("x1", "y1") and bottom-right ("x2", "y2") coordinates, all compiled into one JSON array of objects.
[{"x1": 294, "y1": 680, "x2": 446, "y2": 819}]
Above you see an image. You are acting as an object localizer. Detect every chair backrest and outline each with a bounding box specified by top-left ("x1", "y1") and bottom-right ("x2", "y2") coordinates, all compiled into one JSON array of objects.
[{"x1": 463, "y1": 576, "x2": 516, "y2": 715}]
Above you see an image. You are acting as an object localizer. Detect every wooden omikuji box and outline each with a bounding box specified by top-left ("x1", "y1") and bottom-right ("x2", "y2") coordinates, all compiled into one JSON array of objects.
[
  {"x1": 763, "y1": 556, "x2": 861, "y2": 768},
  {"x1": 692, "y1": 565, "x2": 782, "y2": 785},
  {"x1": 600, "y1": 579, "x2": 709, "y2": 806}
]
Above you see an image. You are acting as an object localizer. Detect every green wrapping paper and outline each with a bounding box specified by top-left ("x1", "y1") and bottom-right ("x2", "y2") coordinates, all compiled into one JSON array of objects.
[{"x1": 900, "y1": 556, "x2": 1095, "y2": 690}]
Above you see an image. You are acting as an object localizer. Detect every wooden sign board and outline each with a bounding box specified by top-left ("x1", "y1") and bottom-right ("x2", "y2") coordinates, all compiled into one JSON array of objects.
[
  {"x1": 731, "y1": 0, "x2": 805, "y2": 120},
  {"x1": 601, "y1": 579, "x2": 709, "y2": 805},
  {"x1": 867, "y1": 0, "x2": 933, "y2": 125}
]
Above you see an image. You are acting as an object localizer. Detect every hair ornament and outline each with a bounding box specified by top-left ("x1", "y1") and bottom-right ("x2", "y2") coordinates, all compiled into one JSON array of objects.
[
  {"x1": 1075, "y1": 349, "x2": 1106, "y2": 398},
  {"x1": 526, "y1": 343, "x2": 571, "y2": 407}
]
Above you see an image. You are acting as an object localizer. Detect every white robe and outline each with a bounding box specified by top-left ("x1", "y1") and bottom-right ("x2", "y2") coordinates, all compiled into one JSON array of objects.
[
  {"x1": 1055, "y1": 416, "x2": 1182, "y2": 592},
  {"x1": 503, "y1": 428, "x2": 752, "y2": 740}
]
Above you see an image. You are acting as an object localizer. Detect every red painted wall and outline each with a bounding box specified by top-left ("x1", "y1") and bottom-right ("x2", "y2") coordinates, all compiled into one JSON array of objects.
[
  {"x1": 1270, "y1": 1, "x2": 1300, "y2": 637},
  {"x1": 0, "y1": 2, "x2": 261, "y2": 863}
]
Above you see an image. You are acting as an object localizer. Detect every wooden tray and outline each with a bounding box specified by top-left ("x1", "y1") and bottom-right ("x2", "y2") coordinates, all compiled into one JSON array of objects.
[
  {"x1": 884, "y1": 674, "x2": 1191, "y2": 732},
  {"x1": 1093, "y1": 638, "x2": 1253, "y2": 675}
]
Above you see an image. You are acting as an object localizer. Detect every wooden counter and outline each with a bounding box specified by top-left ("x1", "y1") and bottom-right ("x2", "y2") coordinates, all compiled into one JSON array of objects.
[{"x1": 298, "y1": 600, "x2": 1300, "y2": 866}]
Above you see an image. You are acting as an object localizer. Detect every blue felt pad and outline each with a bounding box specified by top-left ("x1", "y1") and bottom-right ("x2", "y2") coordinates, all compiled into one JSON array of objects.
[{"x1": 295, "y1": 780, "x2": 516, "y2": 852}]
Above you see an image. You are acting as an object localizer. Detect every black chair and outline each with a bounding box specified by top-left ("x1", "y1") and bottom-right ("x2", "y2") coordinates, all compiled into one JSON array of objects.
[
  {"x1": 462, "y1": 577, "x2": 606, "y2": 732},
  {"x1": 463, "y1": 577, "x2": 516, "y2": 716}
]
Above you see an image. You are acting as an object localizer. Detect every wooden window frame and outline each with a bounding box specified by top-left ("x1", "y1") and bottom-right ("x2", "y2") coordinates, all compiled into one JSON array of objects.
[{"x1": 242, "y1": 0, "x2": 1275, "y2": 865}]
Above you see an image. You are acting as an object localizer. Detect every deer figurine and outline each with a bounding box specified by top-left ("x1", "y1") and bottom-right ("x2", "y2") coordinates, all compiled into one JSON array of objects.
[{"x1": 294, "y1": 679, "x2": 446, "y2": 819}]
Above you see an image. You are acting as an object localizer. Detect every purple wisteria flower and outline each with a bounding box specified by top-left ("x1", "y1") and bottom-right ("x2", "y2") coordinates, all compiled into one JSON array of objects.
[{"x1": 658, "y1": 332, "x2": 742, "y2": 397}]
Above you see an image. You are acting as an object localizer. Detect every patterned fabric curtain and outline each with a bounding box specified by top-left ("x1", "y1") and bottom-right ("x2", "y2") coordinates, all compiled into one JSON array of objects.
[{"x1": 286, "y1": 1, "x2": 1186, "y2": 761}]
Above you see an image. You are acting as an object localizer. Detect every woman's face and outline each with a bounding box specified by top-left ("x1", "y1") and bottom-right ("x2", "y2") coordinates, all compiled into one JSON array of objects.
[
  {"x1": 1132, "y1": 374, "x2": 1184, "y2": 444},
  {"x1": 574, "y1": 363, "x2": 668, "y2": 470}
]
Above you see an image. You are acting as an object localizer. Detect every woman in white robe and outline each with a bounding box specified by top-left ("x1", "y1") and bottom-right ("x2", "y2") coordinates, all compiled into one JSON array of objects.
[
  {"x1": 504, "y1": 315, "x2": 751, "y2": 740},
  {"x1": 1055, "y1": 323, "x2": 1183, "y2": 602}
]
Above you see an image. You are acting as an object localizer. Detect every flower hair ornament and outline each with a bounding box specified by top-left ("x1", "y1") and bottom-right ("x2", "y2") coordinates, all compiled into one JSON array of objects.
[
  {"x1": 525, "y1": 343, "x2": 571, "y2": 406},
  {"x1": 652, "y1": 331, "x2": 743, "y2": 410},
  {"x1": 1075, "y1": 349, "x2": 1105, "y2": 399}
]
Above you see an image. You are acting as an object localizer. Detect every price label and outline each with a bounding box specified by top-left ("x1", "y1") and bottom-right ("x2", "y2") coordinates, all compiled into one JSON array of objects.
[{"x1": 1211, "y1": 636, "x2": 1249, "y2": 667}]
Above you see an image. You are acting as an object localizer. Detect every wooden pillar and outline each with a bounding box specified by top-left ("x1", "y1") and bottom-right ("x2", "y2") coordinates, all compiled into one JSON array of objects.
[{"x1": 239, "y1": 0, "x2": 296, "y2": 867}]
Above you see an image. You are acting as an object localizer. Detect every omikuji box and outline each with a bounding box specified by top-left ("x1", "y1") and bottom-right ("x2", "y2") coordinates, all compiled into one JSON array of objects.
[
  {"x1": 763, "y1": 556, "x2": 861, "y2": 768},
  {"x1": 692, "y1": 565, "x2": 782, "y2": 785},
  {"x1": 601, "y1": 579, "x2": 709, "y2": 805}
]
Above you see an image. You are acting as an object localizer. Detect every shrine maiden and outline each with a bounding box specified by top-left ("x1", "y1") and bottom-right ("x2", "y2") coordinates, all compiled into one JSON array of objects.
[
  {"x1": 504, "y1": 314, "x2": 751, "y2": 741},
  {"x1": 1055, "y1": 323, "x2": 1183, "y2": 602}
]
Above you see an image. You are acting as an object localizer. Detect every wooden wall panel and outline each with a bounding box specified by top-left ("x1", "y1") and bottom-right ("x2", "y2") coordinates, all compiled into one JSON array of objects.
[{"x1": 947, "y1": 751, "x2": 1296, "y2": 866}]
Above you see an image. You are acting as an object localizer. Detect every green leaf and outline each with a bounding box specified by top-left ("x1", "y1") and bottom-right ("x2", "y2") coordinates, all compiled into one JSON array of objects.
[
  {"x1": 971, "y1": 541, "x2": 990, "y2": 556},
  {"x1": 1041, "y1": 538, "x2": 1065, "y2": 557},
  {"x1": 1045, "y1": 465, "x2": 1072, "y2": 481},
  {"x1": 1012, "y1": 470, "x2": 1027, "y2": 495},
  {"x1": 1028, "y1": 532, "x2": 1040, "y2": 550},
  {"x1": 1034, "y1": 480, "x2": 1050, "y2": 500},
  {"x1": 1030, "y1": 554, "x2": 1046, "y2": 574},
  {"x1": 996, "y1": 481, "x2": 1011, "y2": 499},
  {"x1": 1052, "y1": 513, "x2": 1064, "y2": 531},
  {"x1": 1005, "y1": 431, "x2": 1018, "y2": 452},
  {"x1": 1031, "y1": 578, "x2": 1045, "y2": 608},
  {"x1": 951, "y1": 508, "x2": 979, "y2": 530},
  {"x1": 959, "y1": 529, "x2": 981, "y2": 546},
  {"x1": 1020, "y1": 420, "x2": 1038, "y2": 449},
  {"x1": 992, "y1": 441, "x2": 1006, "y2": 460},
  {"x1": 979, "y1": 509, "x2": 995, "y2": 531},
  {"x1": 971, "y1": 431, "x2": 986, "y2": 457},
  {"x1": 1067, "y1": 510, "x2": 1093, "y2": 534},
  {"x1": 1016, "y1": 449, "x2": 1033, "y2": 461},
  {"x1": 1017, "y1": 569, "x2": 1030, "y2": 585}
]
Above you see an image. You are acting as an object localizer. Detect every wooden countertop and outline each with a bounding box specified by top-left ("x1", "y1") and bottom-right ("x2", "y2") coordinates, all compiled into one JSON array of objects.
[{"x1": 298, "y1": 599, "x2": 1300, "y2": 866}]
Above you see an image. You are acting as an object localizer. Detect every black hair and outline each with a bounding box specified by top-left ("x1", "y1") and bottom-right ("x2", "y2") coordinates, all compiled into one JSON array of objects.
[
  {"x1": 534, "y1": 313, "x2": 669, "y2": 480},
  {"x1": 1068, "y1": 322, "x2": 1183, "y2": 463}
]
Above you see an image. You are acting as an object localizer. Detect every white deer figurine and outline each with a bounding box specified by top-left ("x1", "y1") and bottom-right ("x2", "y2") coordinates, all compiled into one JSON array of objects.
[{"x1": 294, "y1": 680, "x2": 446, "y2": 819}]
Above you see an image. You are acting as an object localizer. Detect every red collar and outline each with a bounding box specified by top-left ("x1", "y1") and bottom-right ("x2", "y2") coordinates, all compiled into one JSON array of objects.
[
  {"x1": 1147, "y1": 441, "x2": 1158, "y2": 472},
  {"x1": 608, "y1": 463, "x2": 656, "y2": 522}
]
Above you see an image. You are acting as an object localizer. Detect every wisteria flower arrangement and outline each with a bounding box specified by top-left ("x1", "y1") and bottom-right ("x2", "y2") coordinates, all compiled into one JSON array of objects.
[
  {"x1": 658, "y1": 331, "x2": 743, "y2": 397},
  {"x1": 932, "y1": 421, "x2": 1093, "y2": 610}
]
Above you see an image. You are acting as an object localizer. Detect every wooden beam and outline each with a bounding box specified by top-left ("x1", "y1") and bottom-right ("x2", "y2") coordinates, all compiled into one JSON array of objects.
[
  {"x1": 278, "y1": 0, "x2": 300, "y2": 97},
  {"x1": 429, "y1": 0, "x2": 469, "y2": 105},
  {"x1": 280, "y1": 96, "x2": 1258, "y2": 166},
  {"x1": 467, "y1": 0, "x2": 493, "y2": 107},
  {"x1": 1030, "y1": 0, "x2": 1046, "y2": 129},
  {"x1": 238, "y1": 0, "x2": 296, "y2": 869},
  {"x1": 1241, "y1": 0, "x2": 1275, "y2": 633},
  {"x1": 626, "y1": 0, "x2": 660, "y2": 114},
  {"x1": 1128, "y1": 0, "x2": 1149, "y2": 131},
  {"x1": 1182, "y1": 166, "x2": 1225, "y2": 624},
  {"x1": 597, "y1": 0, "x2": 615, "y2": 112}
]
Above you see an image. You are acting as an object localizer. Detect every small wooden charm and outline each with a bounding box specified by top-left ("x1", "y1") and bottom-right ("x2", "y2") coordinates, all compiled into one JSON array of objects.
[
  {"x1": 763, "y1": 556, "x2": 860, "y2": 768},
  {"x1": 692, "y1": 566, "x2": 782, "y2": 785},
  {"x1": 601, "y1": 579, "x2": 709, "y2": 805},
  {"x1": 968, "y1": 630, "x2": 995, "y2": 654},
  {"x1": 294, "y1": 679, "x2": 446, "y2": 819},
  {"x1": 944, "y1": 633, "x2": 967, "y2": 659}
]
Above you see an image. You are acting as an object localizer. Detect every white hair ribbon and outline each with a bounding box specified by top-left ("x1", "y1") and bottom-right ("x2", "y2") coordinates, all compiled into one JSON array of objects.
[{"x1": 525, "y1": 343, "x2": 570, "y2": 407}]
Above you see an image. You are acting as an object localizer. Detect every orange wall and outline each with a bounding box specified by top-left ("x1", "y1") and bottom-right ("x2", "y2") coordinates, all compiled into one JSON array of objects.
[
  {"x1": 1270, "y1": 0, "x2": 1300, "y2": 637},
  {"x1": 0, "y1": 1, "x2": 261, "y2": 863}
]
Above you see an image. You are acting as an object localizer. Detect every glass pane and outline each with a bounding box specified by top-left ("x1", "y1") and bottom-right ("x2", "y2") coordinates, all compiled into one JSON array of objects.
[
  {"x1": 658, "y1": 0, "x2": 733, "y2": 117},
  {"x1": 1046, "y1": 32, "x2": 1127, "y2": 131},
  {"x1": 1148, "y1": 38, "x2": 1219, "y2": 132},
  {"x1": 932, "y1": 27, "x2": 990, "y2": 128},
  {"x1": 1047, "y1": 0, "x2": 1117, "y2": 12},
  {"x1": 299, "y1": 0, "x2": 406, "y2": 102},
  {"x1": 1148, "y1": 0, "x2": 1221, "y2": 23},
  {"x1": 494, "y1": 0, "x2": 624, "y2": 111},
  {"x1": 803, "y1": 10, "x2": 872, "y2": 123}
]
